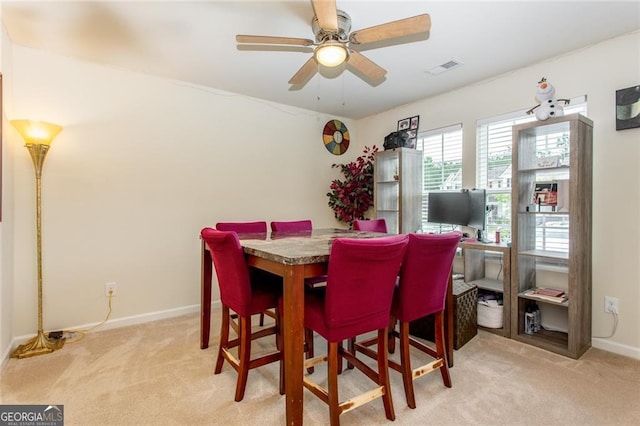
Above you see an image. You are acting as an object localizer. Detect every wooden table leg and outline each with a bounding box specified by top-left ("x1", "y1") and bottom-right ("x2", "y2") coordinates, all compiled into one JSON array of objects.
[
  {"x1": 445, "y1": 274, "x2": 454, "y2": 367},
  {"x1": 283, "y1": 264, "x2": 305, "y2": 425},
  {"x1": 201, "y1": 241, "x2": 212, "y2": 350}
]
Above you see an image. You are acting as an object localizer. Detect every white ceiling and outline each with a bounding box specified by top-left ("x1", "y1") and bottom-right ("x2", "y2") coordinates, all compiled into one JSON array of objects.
[{"x1": 2, "y1": 1, "x2": 639, "y2": 119}]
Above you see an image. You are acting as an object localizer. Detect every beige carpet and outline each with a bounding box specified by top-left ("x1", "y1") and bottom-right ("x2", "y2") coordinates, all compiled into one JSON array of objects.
[{"x1": 1, "y1": 309, "x2": 639, "y2": 425}]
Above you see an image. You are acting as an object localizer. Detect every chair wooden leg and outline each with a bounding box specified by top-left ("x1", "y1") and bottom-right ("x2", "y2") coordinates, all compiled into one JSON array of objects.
[
  {"x1": 434, "y1": 312, "x2": 452, "y2": 387},
  {"x1": 234, "y1": 315, "x2": 252, "y2": 402},
  {"x1": 305, "y1": 328, "x2": 315, "y2": 374},
  {"x1": 276, "y1": 308, "x2": 285, "y2": 395},
  {"x1": 346, "y1": 338, "x2": 355, "y2": 370},
  {"x1": 399, "y1": 321, "x2": 417, "y2": 409},
  {"x1": 337, "y1": 341, "x2": 344, "y2": 374},
  {"x1": 327, "y1": 342, "x2": 341, "y2": 426},
  {"x1": 215, "y1": 306, "x2": 231, "y2": 374},
  {"x1": 388, "y1": 316, "x2": 397, "y2": 354},
  {"x1": 259, "y1": 312, "x2": 265, "y2": 326},
  {"x1": 377, "y1": 329, "x2": 396, "y2": 421}
]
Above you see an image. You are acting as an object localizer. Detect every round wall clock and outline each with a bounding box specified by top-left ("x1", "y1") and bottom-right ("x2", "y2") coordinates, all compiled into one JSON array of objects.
[{"x1": 323, "y1": 119, "x2": 350, "y2": 155}]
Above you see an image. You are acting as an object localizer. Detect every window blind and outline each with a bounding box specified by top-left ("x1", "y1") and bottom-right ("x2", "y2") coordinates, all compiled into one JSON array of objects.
[
  {"x1": 416, "y1": 123, "x2": 463, "y2": 233},
  {"x1": 476, "y1": 96, "x2": 587, "y2": 247}
]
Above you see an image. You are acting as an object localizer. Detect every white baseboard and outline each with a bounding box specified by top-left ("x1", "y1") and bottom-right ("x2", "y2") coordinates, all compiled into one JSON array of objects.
[
  {"x1": 1, "y1": 301, "x2": 222, "y2": 370},
  {"x1": 592, "y1": 338, "x2": 640, "y2": 360},
  {"x1": 4, "y1": 302, "x2": 637, "y2": 369}
]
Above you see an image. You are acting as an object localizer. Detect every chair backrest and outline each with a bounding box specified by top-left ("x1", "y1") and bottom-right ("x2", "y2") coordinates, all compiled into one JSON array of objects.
[
  {"x1": 201, "y1": 227, "x2": 253, "y2": 315},
  {"x1": 353, "y1": 218, "x2": 388, "y2": 233},
  {"x1": 324, "y1": 235, "x2": 409, "y2": 340},
  {"x1": 395, "y1": 232, "x2": 461, "y2": 322},
  {"x1": 270, "y1": 220, "x2": 313, "y2": 232},
  {"x1": 215, "y1": 221, "x2": 267, "y2": 233}
]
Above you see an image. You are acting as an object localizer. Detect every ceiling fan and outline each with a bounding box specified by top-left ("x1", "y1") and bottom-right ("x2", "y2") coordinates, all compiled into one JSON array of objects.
[{"x1": 236, "y1": 0, "x2": 431, "y2": 87}]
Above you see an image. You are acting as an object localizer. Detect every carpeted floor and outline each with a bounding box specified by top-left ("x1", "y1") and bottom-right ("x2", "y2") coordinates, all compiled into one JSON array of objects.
[{"x1": 1, "y1": 309, "x2": 639, "y2": 425}]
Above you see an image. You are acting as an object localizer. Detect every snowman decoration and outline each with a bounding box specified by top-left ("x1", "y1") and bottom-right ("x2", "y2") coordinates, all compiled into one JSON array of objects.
[{"x1": 526, "y1": 77, "x2": 570, "y2": 120}]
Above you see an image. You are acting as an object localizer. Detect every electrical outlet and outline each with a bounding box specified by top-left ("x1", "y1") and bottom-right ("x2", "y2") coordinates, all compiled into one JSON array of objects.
[
  {"x1": 105, "y1": 282, "x2": 117, "y2": 297},
  {"x1": 604, "y1": 296, "x2": 619, "y2": 313}
]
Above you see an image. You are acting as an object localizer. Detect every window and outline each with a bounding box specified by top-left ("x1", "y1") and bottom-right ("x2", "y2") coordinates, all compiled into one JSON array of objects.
[
  {"x1": 476, "y1": 97, "x2": 587, "y2": 245},
  {"x1": 416, "y1": 123, "x2": 463, "y2": 233}
]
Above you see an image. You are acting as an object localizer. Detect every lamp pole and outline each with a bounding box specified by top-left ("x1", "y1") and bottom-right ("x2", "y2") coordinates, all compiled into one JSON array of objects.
[{"x1": 11, "y1": 120, "x2": 64, "y2": 359}]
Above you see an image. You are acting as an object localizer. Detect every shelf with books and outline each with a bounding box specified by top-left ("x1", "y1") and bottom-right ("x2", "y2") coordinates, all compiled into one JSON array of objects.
[{"x1": 519, "y1": 288, "x2": 569, "y2": 306}]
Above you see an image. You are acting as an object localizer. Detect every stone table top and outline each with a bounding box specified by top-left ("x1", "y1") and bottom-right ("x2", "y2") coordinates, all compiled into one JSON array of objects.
[{"x1": 239, "y1": 228, "x2": 387, "y2": 265}]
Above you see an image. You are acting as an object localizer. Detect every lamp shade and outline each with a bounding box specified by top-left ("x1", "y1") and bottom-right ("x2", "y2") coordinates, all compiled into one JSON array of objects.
[
  {"x1": 315, "y1": 42, "x2": 348, "y2": 67},
  {"x1": 11, "y1": 120, "x2": 63, "y2": 146}
]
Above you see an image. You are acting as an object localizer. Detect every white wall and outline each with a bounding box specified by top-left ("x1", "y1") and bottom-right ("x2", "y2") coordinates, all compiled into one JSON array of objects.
[
  {"x1": 4, "y1": 45, "x2": 352, "y2": 345},
  {"x1": 3, "y1": 29, "x2": 638, "y2": 361},
  {"x1": 355, "y1": 31, "x2": 640, "y2": 358}
]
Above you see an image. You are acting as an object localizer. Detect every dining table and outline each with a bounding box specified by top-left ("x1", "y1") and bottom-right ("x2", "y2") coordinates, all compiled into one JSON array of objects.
[{"x1": 200, "y1": 228, "x2": 455, "y2": 425}]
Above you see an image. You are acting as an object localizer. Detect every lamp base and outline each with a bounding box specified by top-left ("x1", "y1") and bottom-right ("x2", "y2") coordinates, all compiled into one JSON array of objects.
[{"x1": 11, "y1": 330, "x2": 65, "y2": 359}]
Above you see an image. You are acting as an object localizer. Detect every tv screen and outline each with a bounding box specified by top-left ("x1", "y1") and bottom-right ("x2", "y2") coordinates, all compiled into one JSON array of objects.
[
  {"x1": 427, "y1": 189, "x2": 487, "y2": 230},
  {"x1": 427, "y1": 191, "x2": 469, "y2": 227}
]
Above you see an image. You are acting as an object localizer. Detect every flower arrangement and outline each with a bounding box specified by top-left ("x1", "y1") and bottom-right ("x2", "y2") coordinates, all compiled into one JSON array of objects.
[{"x1": 327, "y1": 145, "x2": 379, "y2": 227}]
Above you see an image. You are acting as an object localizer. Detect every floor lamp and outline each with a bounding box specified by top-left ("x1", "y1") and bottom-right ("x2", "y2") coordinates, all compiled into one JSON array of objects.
[{"x1": 11, "y1": 119, "x2": 64, "y2": 359}]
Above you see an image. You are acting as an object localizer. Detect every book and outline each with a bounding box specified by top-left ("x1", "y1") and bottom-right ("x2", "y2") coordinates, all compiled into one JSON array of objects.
[
  {"x1": 534, "y1": 287, "x2": 565, "y2": 297},
  {"x1": 531, "y1": 181, "x2": 558, "y2": 206},
  {"x1": 523, "y1": 288, "x2": 568, "y2": 304}
]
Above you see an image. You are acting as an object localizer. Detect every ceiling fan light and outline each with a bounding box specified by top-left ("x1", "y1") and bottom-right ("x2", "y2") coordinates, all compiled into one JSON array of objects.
[{"x1": 315, "y1": 43, "x2": 348, "y2": 67}]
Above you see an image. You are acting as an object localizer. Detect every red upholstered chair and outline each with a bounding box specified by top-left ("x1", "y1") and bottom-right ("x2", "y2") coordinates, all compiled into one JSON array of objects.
[
  {"x1": 216, "y1": 221, "x2": 268, "y2": 234},
  {"x1": 355, "y1": 232, "x2": 461, "y2": 409},
  {"x1": 270, "y1": 220, "x2": 313, "y2": 232},
  {"x1": 201, "y1": 227, "x2": 282, "y2": 401},
  {"x1": 271, "y1": 219, "x2": 325, "y2": 285},
  {"x1": 215, "y1": 221, "x2": 273, "y2": 326},
  {"x1": 302, "y1": 235, "x2": 409, "y2": 425},
  {"x1": 353, "y1": 218, "x2": 388, "y2": 233}
]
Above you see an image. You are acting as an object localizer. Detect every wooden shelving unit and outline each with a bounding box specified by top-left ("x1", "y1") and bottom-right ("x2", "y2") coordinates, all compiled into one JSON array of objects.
[
  {"x1": 510, "y1": 114, "x2": 593, "y2": 359},
  {"x1": 374, "y1": 148, "x2": 423, "y2": 234},
  {"x1": 460, "y1": 241, "x2": 511, "y2": 338}
]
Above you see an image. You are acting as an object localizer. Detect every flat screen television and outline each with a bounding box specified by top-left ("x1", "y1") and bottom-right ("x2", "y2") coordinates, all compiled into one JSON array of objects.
[
  {"x1": 427, "y1": 189, "x2": 487, "y2": 230},
  {"x1": 427, "y1": 191, "x2": 469, "y2": 227}
]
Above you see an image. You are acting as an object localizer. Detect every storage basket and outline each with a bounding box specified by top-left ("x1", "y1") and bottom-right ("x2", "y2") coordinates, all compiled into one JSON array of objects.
[
  {"x1": 477, "y1": 299, "x2": 503, "y2": 329},
  {"x1": 409, "y1": 280, "x2": 478, "y2": 349}
]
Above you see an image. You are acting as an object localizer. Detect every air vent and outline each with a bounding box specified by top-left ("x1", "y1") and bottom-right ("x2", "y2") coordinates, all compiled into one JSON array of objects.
[{"x1": 426, "y1": 59, "x2": 464, "y2": 76}]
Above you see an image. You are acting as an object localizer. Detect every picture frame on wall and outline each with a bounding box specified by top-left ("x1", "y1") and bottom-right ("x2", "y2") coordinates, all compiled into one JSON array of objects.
[
  {"x1": 616, "y1": 85, "x2": 640, "y2": 130},
  {"x1": 397, "y1": 118, "x2": 410, "y2": 131},
  {"x1": 410, "y1": 115, "x2": 420, "y2": 130}
]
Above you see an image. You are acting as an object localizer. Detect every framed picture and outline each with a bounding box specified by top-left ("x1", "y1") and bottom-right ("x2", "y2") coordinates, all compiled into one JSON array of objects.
[
  {"x1": 410, "y1": 115, "x2": 420, "y2": 130},
  {"x1": 406, "y1": 129, "x2": 417, "y2": 138},
  {"x1": 616, "y1": 85, "x2": 640, "y2": 130},
  {"x1": 397, "y1": 118, "x2": 410, "y2": 131}
]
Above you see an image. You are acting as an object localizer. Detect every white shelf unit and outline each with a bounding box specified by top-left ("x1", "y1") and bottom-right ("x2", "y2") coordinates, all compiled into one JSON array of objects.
[{"x1": 374, "y1": 148, "x2": 423, "y2": 234}]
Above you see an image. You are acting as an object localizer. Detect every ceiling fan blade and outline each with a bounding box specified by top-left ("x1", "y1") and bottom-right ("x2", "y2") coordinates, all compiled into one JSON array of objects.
[
  {"x1": 311, "y1": 0, "x2": 338, "y2": 31},
  {"x1": 288, "y1": 57, "x2": 318, "y2": 85},
  {"x1": 349, "y1": 14, "x2": 431, "y2": 45},
  {"x1": 236, "y1": 35, "x2": 314, "y2": 46},
  {"x1": 347, "y1": 50, "x2": 386, "y2": 82}
]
